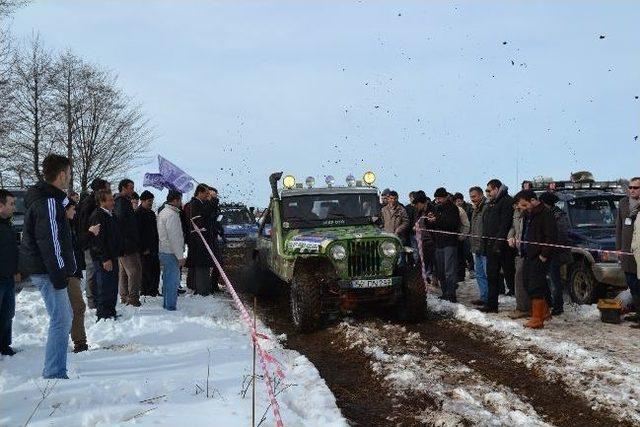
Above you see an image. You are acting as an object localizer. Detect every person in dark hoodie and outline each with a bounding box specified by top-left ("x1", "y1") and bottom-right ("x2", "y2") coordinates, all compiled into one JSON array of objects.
[
  {"x1": 427, "y1": 187, "x2": 461, "y2": 302},
  {"x1": 114, "y1": 179, "x2": 142, "y2": 306},
  {"x1": 77, "y1": 178, "x2": 110, "y2": 309},
  {"x1": 481, "y1": 179, "x2": 515, "y2": 313},
  {"x1": 20, "y1": 154, "x2": 76, "y2": 379},
  {"x1": 136, "y1": 191, "x2": 160, "y2": 296},
  {"x1": 0, "y1": 190, "x2": 19, "y2": 356},
  {"x1": 514, "y1": 190, "x2": 558, "y2": 329},
  {"x1": 89, "y1": 189, "x2": 123, "y2": 320}
]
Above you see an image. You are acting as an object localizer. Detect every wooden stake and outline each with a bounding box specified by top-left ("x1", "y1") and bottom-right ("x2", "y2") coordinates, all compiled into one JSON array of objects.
[{"x1": 252, "y1": 296, "x2": 257, "y2": 427}]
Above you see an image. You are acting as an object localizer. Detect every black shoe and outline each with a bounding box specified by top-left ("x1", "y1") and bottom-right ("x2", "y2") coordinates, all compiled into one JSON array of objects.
[
  {"x1": 479, "y1": 306, "x2": 499, "y2": 313},
  {"x1": 177, "y1": 287, "x2": 187, "y2": 294},
  {"x1": 551, "y1": 308, "x2": 564, "y2": 316},
  {"x1": 1, "y1": 346, "x2": 16, "y2": 356},
  {"x1": 73, "y1": 344, "x2": 89, "y2": 353}
]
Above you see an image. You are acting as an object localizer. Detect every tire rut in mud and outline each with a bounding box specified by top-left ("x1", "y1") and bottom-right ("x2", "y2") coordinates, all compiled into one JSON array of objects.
[
  {"x1": 407, "y1": 317, "x2": 634, "y2": 427},
  {"x1": 253, "y1": 294, "x2": 441, "y2": 426}
]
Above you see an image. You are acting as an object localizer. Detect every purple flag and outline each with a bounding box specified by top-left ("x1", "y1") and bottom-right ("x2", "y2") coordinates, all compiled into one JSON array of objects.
[{"x1": 143, "y1": 156, "x2": 196, "y2": 193}]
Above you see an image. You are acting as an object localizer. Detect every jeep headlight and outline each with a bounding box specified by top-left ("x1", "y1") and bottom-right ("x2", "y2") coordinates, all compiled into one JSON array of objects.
[
  {"x1": 330, "y1": 245, "x2": 347, "y2": 261},
  {"x1": 381, "y1": 241, "x2": 397, "y2": 257}
]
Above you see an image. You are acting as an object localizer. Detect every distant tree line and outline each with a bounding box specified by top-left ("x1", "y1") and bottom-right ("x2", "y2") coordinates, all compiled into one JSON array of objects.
[{"x1": 0, "y1": 1, "x2": 153, "y2": 191}]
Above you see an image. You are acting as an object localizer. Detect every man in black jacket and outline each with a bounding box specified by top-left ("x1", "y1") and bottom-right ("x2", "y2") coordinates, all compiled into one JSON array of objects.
[
  {"x1": 0, "y1": 190, "x2": 19, "y2": 356},
  {"x1": 89, "y1": 190, "x2": 123, "y2": 320},
  {"x1": 481, "y1": 179, "x2": 514, "y2": 313},
  {"x1": 114, "y1": 179, "x2": 142, "y2": 306},
  {"x1": 514, "y1": 190, "x2": 558, "y2": 329},
  {"x1": 184, "y1": 184, "x2": 216, "y2": 295},
  {"x1": 77, "y1": 178, "x2": 110, "y2": 309},
  {"x1": 427, "y1": 188, "x2": 461, "y2": 302},
  {"x1": 19, "y1": 155, "x2": 75, "y2": 379},
  {"x1": 136, "y1": 191, "x2": 160, "y2": 296}
]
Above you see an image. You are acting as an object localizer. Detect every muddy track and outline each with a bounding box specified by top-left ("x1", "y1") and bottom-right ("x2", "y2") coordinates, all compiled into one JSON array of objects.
[
  {"x1": 254, "y1": 293, "x2": 441, "y2": 426},
  {"x1": 406, "y1": 318, "x2": 634, "y2": 427},
  {"x1": 232, "y1": 265, "x2": 631, "y2": 426}
]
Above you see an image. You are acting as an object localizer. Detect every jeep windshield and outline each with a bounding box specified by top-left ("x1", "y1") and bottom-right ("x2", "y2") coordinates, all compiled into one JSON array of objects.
[
  {"x1": 566, "y1": 196, "x2": 621, "y2": 228},
  {"x1": 282, "y1": 193, "x2": 381, "y2": 228},
  {"x1": 220, "y1": 207, "x2": 254, "y2": 225}
]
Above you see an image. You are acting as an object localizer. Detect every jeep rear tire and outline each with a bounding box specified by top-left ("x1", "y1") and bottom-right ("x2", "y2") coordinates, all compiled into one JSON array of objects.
[
  {"x1": 396, "y1": 264, "x2": 427, "y2": 322},
  {"x1": 290, "y1": 268, "x2": 325, "y2": 333},
  {"x1": 569, "y1": 261, "x2": 602, "y2": 304}
]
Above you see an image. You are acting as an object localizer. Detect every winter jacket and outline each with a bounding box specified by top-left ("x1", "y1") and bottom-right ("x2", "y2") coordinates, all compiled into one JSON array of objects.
[
  {"x1": 632, "y1": 215, "x2": 640, "y2": 279},
  {"x1": 482, "y1": 185, "x2": 514, "y2": 255},
  {"x1": 19, "y1": 181, "x2": 76, "y2": 289},
  {"x1": 0, "y1": 217, "x2": 18, "y2": 279},
  {"x1": 77, "y1": 192, "x2": 97, "y2": 251},
  {"x1": 521, "y1": 203, "x2": 557, "y2": 261},
  {"x1": 69, "y1": 217, "x2": 86, "y2": 278},
  {"x1": 89, "y1": 208, "x2": 123, "y2": 264},
  {"x1": 457, "y1": 206, "x2": 470, "y2": 242},
  {"x1": 158, "y1": 204, "x2": 185, "y2": 260},
  {"x1": 550, "y1": 205, "x2": 572, "y2": 265},
  {"x1": 135, "y1": 206, "x2": 159, "y2": 255},
  {"x1": 114, "y1": 194, "x2": 140, "y2": 256},
  {"x1": 616, "y1": 196, "x2": 639, "y2": 274},
  {"x1": 508, "y1": 210, "x2": 524, "y2": 257},
  {"x1": 184, "y1": 197, "x2": 216, "y2": 267},
  {"x1": 470, "y1": 198, "x2": 487, "y2": 254},
  {"x1": 381, "y1": 203, "x2": 409, "y2": 238},
  {"x1": 430, "y1": 199, "x2": 461, "y2": 249}
]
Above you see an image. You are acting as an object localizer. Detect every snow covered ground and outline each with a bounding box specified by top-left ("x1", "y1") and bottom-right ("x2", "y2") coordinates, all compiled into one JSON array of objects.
[
  {"x1": 429, "y1": 279, "x2": 640, "y2": 424},
  {"x1": 0, "y1": 288, "x2": 346, "y2": 427}
]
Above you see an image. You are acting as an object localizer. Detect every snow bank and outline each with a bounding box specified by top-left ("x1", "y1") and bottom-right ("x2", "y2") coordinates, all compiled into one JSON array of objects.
[{"x1": 0, "y1": 289, "x2": 346, "y2": 427}]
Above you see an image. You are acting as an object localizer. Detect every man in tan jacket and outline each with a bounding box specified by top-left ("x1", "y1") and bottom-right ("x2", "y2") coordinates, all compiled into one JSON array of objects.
[{"x1": 381, "y1": 191, "x2": 409, "y2": 240}]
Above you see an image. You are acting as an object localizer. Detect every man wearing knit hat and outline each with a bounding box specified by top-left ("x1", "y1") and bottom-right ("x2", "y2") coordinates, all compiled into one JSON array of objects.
[{"x1": 136, "y1": 191, "x2": 160, "y2": 296}]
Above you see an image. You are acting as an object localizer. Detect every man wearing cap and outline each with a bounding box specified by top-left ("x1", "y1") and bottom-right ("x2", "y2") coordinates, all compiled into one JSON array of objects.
[
  {"x1": 427, "y1": 188, "x2": 461, "y2": 302},
  {"x1": 136, "y1": 191, "x2": 160, "y2": 297},
  {"x1": 380, "y1": 188, "x2": 391, "y2": 207}
]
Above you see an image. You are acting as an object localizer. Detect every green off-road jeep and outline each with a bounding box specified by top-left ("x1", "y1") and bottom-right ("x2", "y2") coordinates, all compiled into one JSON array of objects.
[{"x1": 249, "y1": 172, "x2": 426, "y2": 332}]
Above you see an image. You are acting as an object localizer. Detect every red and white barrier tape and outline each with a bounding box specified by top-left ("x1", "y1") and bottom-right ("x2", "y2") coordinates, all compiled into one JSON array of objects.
[
  {"x1": 416, "y1": 225, "x2": 634, "y2": 256},
  {"x1": 190, "y1": 217, "x2": 285, "y2": 427}
]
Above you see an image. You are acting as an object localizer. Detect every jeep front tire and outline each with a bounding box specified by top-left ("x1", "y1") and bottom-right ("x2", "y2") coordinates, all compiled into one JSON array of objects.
[{"x1": 290, "y1": 268, "x2": 324, "y2": 333}]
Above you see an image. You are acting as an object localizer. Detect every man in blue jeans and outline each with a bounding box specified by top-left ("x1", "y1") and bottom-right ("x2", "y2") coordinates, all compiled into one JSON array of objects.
[
  {"x1": 0, "y1": 189, "x2": 19, "y2": 356},
  {"x1": 157, "y1": 191, "x2": 185, "y2": 310},
  {"x1": 19, "y1": 155, "x2": 76, "y2": 379}
]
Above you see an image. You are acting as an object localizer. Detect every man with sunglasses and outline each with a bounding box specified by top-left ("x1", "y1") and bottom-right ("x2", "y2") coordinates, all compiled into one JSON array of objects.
[{"x1": 617, "y1": 177, "x2": 640, "y2": 328}]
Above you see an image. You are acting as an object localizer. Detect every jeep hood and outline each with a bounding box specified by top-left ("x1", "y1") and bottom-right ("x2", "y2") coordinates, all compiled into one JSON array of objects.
[{"x1": 284, "y1": 226, "x2": 398, "y2": 253}]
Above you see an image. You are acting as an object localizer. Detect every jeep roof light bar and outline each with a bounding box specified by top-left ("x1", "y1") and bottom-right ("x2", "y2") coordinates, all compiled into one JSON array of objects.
[{"x1": 531, "y1": 179, "x2": 628, "y2": 192}]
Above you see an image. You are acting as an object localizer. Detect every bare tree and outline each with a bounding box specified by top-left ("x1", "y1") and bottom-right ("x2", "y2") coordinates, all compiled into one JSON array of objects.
[
  {"x1": 5, "y1": 33, "x2": 55, "y2": 183},
  {"x1": 0, "y1": 0, "x2": 29, "y2": 16},
  {"x1": 51, "y1": 50, "x2": 87, "y2": 191},
  {"x1": 72, "y1": 65, "x2": 152, "y2": 191}
]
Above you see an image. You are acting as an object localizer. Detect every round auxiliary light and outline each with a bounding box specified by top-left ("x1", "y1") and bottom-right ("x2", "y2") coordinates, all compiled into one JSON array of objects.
[
  {"x1": 305, "y1": 176, "x2": 316, "y2": 188},
  {"x1": 363, "y1": 171, "x2": 376, "y2": 186},
  {"x1": 381, "y1": 241, "x2": 397, "y2": 258},
  {"x1": 330, "y1": 245, "x2": 347, "y2": 261},
  {"x1": 283, "y1": 175, "x2": 296, "y2": 189},
  {"x1": 346, "y1": 174, "x2": 356, "y2": 187},
  {"x1": 325, "y1": 175, "x2": 336, "y2": 187}
]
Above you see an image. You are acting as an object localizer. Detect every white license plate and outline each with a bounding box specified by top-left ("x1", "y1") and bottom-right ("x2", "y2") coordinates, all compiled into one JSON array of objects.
[{"x1": 351, "y1": 278, "x2": 393, "y2": 288}]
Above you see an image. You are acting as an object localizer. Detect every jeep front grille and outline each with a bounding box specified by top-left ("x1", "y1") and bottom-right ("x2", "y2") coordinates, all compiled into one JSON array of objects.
[{"x1": 347, "y1": 241, "x2": 382, "y2": 277}]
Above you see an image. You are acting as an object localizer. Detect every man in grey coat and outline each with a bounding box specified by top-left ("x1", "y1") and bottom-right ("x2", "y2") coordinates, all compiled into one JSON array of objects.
[
  {"x1": 617, "y1": 177, "x2": 640, "y2": 327},
  {"x1": 469, "y1": 187, "x2": 488, "y2": 305}
]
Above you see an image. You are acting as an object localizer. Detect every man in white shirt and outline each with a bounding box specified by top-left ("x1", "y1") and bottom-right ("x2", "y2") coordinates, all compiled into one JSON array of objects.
[{"x1": 157, "y1": 191, "x2": 186, "y2": 311}]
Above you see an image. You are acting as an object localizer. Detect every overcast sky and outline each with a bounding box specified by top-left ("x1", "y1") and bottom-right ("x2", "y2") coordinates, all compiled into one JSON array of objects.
[{"x1": 9, "y1": 0, "x2": 640, "y2": 206}]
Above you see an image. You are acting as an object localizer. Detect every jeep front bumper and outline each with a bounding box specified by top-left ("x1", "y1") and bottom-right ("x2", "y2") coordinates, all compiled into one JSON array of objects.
[{"x1": 592, "y1": 262, "x2": 626, "y2": 288}]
